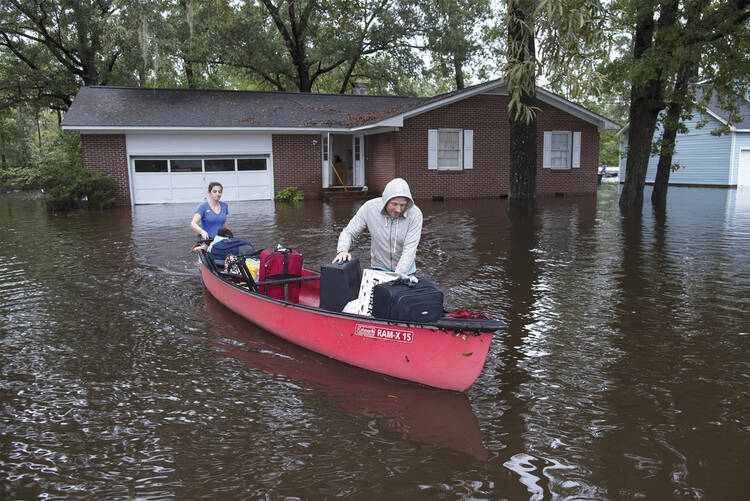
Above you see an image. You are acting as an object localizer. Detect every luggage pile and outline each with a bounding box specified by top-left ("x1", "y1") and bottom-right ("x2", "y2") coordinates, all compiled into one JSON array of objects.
[{"x1": 319, "y1": 260, "x2": 444, "y2": 323}]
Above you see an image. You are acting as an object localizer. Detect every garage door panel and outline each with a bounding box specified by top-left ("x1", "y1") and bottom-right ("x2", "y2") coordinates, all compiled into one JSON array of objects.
[
  {"x1": 171, "y1": 187, "x2": 206, "y2": 203},
  {"x1": 135, "y1": 188, "x2": 171, "y2": 204},
  {"x1": 206, "y1": 172, "x2": 238, "y2": 185},
  {"x1": 170, "y1": 173, "x2": 205, "y2": 189},
  {"x1": 134, "y1": 173, "x2": 170, "y2": 189},
  {"x1": 238, "y1": 171, "x2": 271, "y2": 200}
]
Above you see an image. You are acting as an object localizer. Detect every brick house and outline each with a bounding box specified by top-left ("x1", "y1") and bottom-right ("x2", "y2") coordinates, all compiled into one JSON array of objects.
[{"x1": 61, "y1": 80, "x2": 618, "y2": 206}]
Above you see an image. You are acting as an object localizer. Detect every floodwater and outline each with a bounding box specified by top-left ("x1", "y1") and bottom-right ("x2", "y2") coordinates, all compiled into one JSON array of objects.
[{"x1": 1, "y1": 185, "x2": 748, "y2": 500}]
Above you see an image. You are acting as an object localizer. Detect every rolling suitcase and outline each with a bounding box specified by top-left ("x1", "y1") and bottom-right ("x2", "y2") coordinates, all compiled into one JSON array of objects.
[
  {"x1": 258, "y1": 247, "x2": 303, "y2": 302},
  {"x1": 372, "y1": 277, "x2": 444, "y2": 322},
  {"x1": 319, "y1": 257, "x2": 361, "y2": 311}
]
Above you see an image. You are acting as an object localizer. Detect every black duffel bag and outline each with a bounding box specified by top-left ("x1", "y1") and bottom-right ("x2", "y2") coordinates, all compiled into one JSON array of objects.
[{"x1": 372, "y1": 277, "x2": 444, "y2": 322}]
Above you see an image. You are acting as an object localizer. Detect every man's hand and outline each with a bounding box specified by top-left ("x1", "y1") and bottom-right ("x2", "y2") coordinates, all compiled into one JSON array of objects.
[{"x1": 333, "y1": 251, "x2": 351, "y2": 263}]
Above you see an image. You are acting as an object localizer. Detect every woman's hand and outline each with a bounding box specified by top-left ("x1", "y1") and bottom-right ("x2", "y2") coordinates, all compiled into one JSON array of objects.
[
  {"x1": 200, "y1": 230, "x2": 209, "y2": 240},
  {"x1": 333, "y1": 251, "x2": 351, "y2": 263}
]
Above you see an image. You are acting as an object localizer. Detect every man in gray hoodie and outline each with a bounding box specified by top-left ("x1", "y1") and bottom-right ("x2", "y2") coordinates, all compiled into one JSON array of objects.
[{"x1": 333, "y1": 178, "x2": 423, "y2": 275}]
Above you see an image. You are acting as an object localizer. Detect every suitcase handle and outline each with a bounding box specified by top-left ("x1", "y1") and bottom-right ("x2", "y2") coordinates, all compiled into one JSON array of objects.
[{"x1": 394, "y1": 276, "x2": 419, "y2": 287}]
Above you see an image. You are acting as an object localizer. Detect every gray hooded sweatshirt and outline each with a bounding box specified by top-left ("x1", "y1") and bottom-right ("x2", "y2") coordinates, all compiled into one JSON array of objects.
[{"x1": 337, "y1": 178, "x2": 423, "y2": 274}]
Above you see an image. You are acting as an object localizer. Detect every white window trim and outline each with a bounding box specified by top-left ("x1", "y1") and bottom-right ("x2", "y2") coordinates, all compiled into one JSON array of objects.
[{"x1": 428, "y1": 128, "x2": 474, "y2": 171}]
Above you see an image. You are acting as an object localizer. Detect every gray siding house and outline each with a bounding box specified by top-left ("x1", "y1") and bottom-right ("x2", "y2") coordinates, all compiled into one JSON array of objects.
[{"x1": 620, "y1": 94, "x2": 750, "y2": 188}]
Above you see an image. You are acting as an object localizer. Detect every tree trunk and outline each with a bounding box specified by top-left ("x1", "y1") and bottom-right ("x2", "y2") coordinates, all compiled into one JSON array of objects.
[
  {"x1": 508, "y1": 94, "x2": 537, "y2": 212},
  {"x1": 453, "y1": 53, "x2": 464, "y2": 90},
  {"x1": 185, "y1": 60, "x2": 196, "y2": 88},
  {"x1": 620, "y1": 98, "x2": 661, "y2": 212},
  {"x1": 651, "y1": 103, "x2": 680, "y2": 210},
  {"x1": 506, "y1": 0, "x2": 537, "y2": 212},
  {"x1": 652, "y1": 61, "x2": 697, "y2": 210},
  {"x1": 619, "y1": 4, "x2": 663, "y2": 214}
]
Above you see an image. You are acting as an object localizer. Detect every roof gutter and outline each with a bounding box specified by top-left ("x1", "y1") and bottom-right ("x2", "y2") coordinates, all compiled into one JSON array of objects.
[{"x1": 61, "y1": 125, "x2": 353, "y2": 134}]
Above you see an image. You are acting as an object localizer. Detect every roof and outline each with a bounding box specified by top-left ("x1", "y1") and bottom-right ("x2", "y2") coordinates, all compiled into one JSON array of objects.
[
  {"x1": 617, "y1": 89, "x2": 750, "y2": 135},
  {"x1": 705, "y1": 92, "x2": 750, "y2": 131},
  {"x1": 61, "y1": 86, "x2": 428, "y2": 130},
  {"x1": 61, "y1": 80, "x2": 619, "y2": 133}
]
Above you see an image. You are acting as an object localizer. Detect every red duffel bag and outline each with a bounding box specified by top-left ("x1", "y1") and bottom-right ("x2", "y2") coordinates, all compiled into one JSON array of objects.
[{"x1": 257, "y1": 247, "x2": 303, "y2": 302}]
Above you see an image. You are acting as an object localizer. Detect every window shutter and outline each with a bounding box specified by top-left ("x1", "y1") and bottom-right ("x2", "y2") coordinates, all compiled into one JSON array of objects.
[
  {"x1": 572, "y1": 131, "x2": 581, "y2": 168},
  {"x1": 463, "y1": 130, "x2": 473, "y2": 169},
  {"x1": 428, "y1": 129, "x2": 438, "y2": 170},
  {"x1": 543, "y1": 131, "x2": 552, "y2": 169}
]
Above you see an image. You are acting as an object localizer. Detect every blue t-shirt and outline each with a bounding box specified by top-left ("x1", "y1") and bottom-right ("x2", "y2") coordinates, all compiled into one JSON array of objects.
[{"x1": 196, "y1": 201, "x2": 229, "y2": 238}]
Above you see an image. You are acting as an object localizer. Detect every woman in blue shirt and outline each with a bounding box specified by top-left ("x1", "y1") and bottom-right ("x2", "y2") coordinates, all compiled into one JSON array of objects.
[{"x1": 190, "y1": 182, "x2": 230, "y2": 239}]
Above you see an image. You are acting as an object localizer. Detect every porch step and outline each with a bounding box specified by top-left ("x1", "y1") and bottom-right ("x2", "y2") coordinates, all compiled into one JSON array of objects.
[{"x1": 321, "y1": 187, "x2": 373, "y2": 202}]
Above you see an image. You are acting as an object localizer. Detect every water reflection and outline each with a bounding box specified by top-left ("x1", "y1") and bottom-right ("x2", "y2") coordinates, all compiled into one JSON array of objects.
[{"x1": 197, "y1": 292, "x2": 490, "y2": 461}]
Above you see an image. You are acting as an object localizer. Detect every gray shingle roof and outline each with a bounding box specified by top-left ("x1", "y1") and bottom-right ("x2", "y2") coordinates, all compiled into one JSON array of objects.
[
  {"x1": 61, "y1": 86, "x2": 430, "y2": 129},
  {"x1": 707, "y1": 92, "x2": 750, "y2": 130}
]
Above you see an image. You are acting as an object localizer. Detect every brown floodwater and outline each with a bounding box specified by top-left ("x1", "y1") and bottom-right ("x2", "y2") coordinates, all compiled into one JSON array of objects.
[{"x1": 1, "y1": 185, "x2": 748, "y2": 500}]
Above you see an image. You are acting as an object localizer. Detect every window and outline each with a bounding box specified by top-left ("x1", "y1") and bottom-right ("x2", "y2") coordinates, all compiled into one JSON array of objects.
[
  {"x1": 438, "y1": 130, "x2": 461, "y2": 169},
  {"x1": 238, "y1": 158, "x2": 266, "y2": 171},
  {"x1": 170, "y1": 159, "x2": 202, "y2": 172},
  {"x1": 428, "y1": 129, "x2": 473, "y2": 170},
  {"x1": 205, "y1": 159, "x2": 236, "y2": 171},
  {"x1": 543, "y1": 131, "x2": 581, "y2": 169},
  {"x1": 354, "y1": 136, "x2": 360, "y2": 161},
  {"x1": 134, "y1": 159, "x2": 168, "y2": 173},
  {"x1": 133, "y1": 156, "x2": 270, "y2": 174},
  {"x1": 322, "y1": 135, "x2": 328, "y2": 161}
]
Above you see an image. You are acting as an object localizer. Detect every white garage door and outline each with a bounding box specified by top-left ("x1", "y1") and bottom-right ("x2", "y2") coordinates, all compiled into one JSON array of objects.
[{"x1": 131, "y1": 156, "x2": 272, "y2": 204}]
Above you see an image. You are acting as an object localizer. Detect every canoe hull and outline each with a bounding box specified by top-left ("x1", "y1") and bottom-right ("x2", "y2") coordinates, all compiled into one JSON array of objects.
[{"x1": 200, "y1": 261, "x2": 493, "y2": 391}]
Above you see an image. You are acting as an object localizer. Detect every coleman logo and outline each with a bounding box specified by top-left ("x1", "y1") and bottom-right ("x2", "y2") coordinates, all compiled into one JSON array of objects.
[{"x1": 355, "y1": 324, "x2": 413, "y2": 343}]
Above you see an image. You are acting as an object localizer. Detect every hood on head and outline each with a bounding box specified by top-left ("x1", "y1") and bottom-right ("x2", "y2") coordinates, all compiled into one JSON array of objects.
[{"x1": 380, "y1": 178, "x2": 414, "y2": 213}]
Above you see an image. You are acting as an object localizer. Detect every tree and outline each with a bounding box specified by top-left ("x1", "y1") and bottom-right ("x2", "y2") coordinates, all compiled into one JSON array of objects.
[
  {"x1": 221, "y1": 0, "x2": 416, "y2": 93},
  {"x1": 617, "y1": 0, "x2": 750, "y2": 213},
  {"x1": 0, "y1": 0, "x2": 134, "y2": 110},
  {"x1": 417, "y1": 0, "x2": 494, "y2": 90},
  {"x1": 504, "y1": 0, "x2": 605, "y2": 211},
  {"x1": 0, "y1": 111, "x2": 34, "y2": 169}
]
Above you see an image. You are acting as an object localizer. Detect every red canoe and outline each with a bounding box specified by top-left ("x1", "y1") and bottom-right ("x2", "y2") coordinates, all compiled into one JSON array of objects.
[{"x1": 198, "y1": 251, "x2": 505, "y2": 391}]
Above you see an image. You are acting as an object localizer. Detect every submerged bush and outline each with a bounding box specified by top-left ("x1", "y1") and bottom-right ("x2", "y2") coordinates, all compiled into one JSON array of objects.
[
  {"x1": 1, "y1": 131, "x2": 116, "y2": 211},
  {"x1": 42, "y1": 166, "x2": 116, "y2": 211},
  {"x1": 275, "y1": 186, "x2": 304, "y2": 204}
]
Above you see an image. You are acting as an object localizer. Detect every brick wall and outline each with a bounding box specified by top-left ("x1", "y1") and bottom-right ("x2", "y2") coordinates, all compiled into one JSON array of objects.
[
  {"x1": 535, "y1": 101, "x2": 600, "y2": 196},
  {"x1": 272, "y1": 134, "x2": 322, "y2": 199},
  {"x1": 364, "y1": 132, "x2": 397, "y2": 193},
  {"x1": 81, "y1": 134, "x2": 130, "y2": 206},
  {"x1": 385, "y1": 94, "x2": 600, "y2": 200}
]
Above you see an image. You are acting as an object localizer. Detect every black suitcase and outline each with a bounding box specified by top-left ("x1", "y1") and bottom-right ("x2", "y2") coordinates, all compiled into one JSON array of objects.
[
  {"x1": 319, "y1": 257, "x2": 361, "y2": 311},
  {"x1": 372, "y1": 277, "x2": 444, "y2": 322}
]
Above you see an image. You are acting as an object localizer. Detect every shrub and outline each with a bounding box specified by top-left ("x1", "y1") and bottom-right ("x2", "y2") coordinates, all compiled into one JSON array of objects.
[
  {"x1": 6, "y1": 131, "x2": 118, "y2": 211},
  {"x1": 42, "y1": 166, "x2": 116, "y2": 211},
  {"x1": 0, "y1": 165, "x2": 43, "y2": 190},
  {"x1": 275, "y1": 186, "x2": 304, "y2": 204}
]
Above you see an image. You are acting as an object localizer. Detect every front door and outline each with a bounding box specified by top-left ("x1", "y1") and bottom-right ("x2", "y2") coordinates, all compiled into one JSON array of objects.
[
  {"x1": 322, "y1": 133, "x2": 365, "y2": 188},
  {"x1": 352, "y1": 135, "x2": 365, "y2": 186}
]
